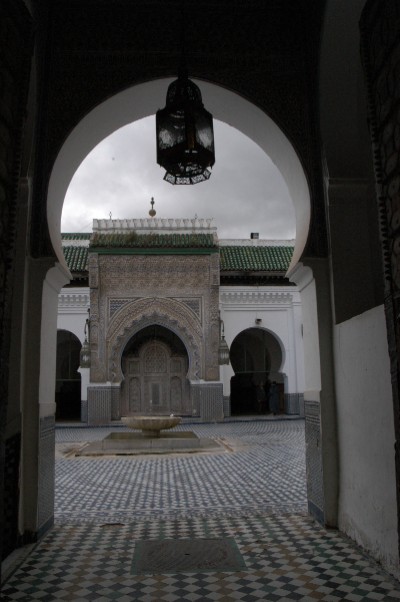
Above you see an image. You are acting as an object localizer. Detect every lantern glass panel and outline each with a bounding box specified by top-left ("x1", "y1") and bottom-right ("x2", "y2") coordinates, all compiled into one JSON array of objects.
[
  {"x1": 195, "y1": 111, "x2": 214, "y2": 152},
  {"x1": 157, "y1": 111, "x2": 185, "y2": 151}
]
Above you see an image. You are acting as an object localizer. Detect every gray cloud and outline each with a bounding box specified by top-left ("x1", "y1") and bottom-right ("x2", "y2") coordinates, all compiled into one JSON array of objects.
[{"x1": 62, "y1": 118, "x2": 295, "y2": 240}]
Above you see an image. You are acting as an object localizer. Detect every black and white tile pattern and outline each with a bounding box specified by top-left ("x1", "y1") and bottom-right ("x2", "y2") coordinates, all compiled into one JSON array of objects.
[
  {"x1": 55, "y1": 421, "x2": 307, "y2": 523},
  {"x1": 3, "y1": 420, "x2": 400, "y2": 600},
  {"x1": 3, "y1": 515, "x2": 400, "y2": 601}
]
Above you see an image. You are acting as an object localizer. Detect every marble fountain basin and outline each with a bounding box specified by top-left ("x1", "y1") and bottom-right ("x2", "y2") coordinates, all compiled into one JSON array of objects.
[
  {"x1": 121, "y1": 415, "x2": 182, "y2": 437},
  {"x1": 77, "y1": 415, "x2": 224, "y2": 455}
]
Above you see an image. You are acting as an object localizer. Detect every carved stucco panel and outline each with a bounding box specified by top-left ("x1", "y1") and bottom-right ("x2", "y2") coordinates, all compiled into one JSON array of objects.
[
  {"x1": 98, "y1": 254, "x2": 211, "y2": 293},
  {"x1": 210, "y1": 252, "x2": 220, "y2": 286},
  {"x1": 106, "y1": 297, "x2": 204, "y2": 383},
  {"x1": 88, "y1": 254, "x2": 99, "y2": 288},
  {"x1": 205, "y1": 286, "x2": 220, "y2": 380},
  {"x1": 89, "y1": 256, "x2": 104, "y2": 381}
]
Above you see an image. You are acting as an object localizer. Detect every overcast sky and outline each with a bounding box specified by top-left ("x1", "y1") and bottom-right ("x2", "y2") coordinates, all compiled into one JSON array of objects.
[{"x1": 62, "y1": 117, "x2": 295, "y2": 240}]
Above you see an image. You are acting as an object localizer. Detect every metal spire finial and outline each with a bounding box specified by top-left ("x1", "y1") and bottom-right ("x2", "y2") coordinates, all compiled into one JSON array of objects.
[{"x1": 149, "y1": 197, "x2": 156, "y2": 217}]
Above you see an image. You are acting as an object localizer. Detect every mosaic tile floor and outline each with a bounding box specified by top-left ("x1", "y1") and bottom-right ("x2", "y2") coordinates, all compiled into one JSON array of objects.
[
  {"x1": 54, "y1": 420, "x2": 307, "y2": 523},
  {"x1": 3, "y1": 515, "x2": 400, "y2": 601},
  {"x1": 3, "y1": 419, "x2": 400, "y2": 600}
]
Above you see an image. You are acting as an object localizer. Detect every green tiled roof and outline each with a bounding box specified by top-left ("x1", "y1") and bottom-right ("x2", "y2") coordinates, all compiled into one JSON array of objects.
[
  {"x1": 63, "y1": 246, "x2": 88, "y2": 272},
  {"x1": 62, "y1": 236, "x2": 293, "y2": 274},
  {"x1": 220, "y1": 246, "x2": 293, "y2": 272},
  {"x1": 90, "y1": 232, "x2": 217, "y2": 249}
]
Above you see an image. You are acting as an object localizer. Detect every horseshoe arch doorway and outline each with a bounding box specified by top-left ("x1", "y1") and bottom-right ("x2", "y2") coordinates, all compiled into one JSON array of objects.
[
  {"x1": 229, "y1": 328, "x2": 284, "y2": 415},
  {"x1": 120, "y1": 325, "x2": 191, "y2": 416}
]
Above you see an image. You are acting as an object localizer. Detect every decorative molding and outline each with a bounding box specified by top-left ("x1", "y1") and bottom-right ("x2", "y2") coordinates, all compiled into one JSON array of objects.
[
  {"x1": 220, "y1": 290, "x2": 293, "y2": 305},
  {"x1": 174, "y1": 297, "x2": 202, "y2": 322},
  {"x1": 61, "y1": 239, "x2": 90, "y2": 247},
  {"x1": 107, "y1": 299, "x2": 203, "y2": 383},
  {"x1": 58, "y1": 292, "x2": 90, "y2": 310},
  {"x1": 93, "y1": 217, "x2": 216, "y2": 234},
  {"x1": 109, "y1": 298, "x2": 138, "y2": 318}
]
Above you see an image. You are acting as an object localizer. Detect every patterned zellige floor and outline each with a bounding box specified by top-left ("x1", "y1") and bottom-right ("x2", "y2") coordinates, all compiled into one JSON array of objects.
[{"x1": 2, "y1": 419, "x2": 400, "y2": 601}]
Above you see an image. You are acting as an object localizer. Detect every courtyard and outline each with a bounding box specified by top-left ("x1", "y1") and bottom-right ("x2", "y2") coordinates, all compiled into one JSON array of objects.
[
  {"x1": 54, "y1": 418, "x2": 307, "y2": 523},
  {"x1": 3, "y1": 418, "x2": 400, "y2": 600}
]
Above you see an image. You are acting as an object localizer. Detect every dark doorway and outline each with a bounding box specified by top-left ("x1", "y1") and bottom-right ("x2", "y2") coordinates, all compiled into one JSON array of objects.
[
  {"x1": 55, "y1": 330, "x2": 82, "y2": 421},
  {"x1": 230, "y1": 328, "x2": 283, "y2": 415}
]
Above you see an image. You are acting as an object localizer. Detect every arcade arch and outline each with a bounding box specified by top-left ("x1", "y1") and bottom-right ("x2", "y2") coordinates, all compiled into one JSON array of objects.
[
  {"x1": 41, "y1": 78, "x2": 320, "y2": 532},
  {"x1": 230, "y1": 327, "x2": 285, "y2": 415}
]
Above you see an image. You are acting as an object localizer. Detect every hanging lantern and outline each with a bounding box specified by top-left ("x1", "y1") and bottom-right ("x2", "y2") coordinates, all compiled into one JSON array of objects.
[
  {"x1": 218, "y1": 333, "x2": 230, "y2": 365},
  {"x1": 218, "y1": 316, "x2": 230, "y2": 365},
  {"x1": 80, "y1": 338, "x2": 91, "y2": 368},
  {"x1": 80, "y1": 311, "x2": 91, "y2": 368},
  {"x1": 156, "y1": 69, "x2": 215, "y2": 184}
]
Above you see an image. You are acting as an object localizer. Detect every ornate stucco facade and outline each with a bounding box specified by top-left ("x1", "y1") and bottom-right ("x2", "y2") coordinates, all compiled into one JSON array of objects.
[{"x1": 58, "y1": 218, "x2": 304, "y2": 424}]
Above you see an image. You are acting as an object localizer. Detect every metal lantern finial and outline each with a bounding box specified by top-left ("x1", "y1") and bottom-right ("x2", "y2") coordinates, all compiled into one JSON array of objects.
[{"x1": 156, "y1": 69, "x2": 215, "y2": 185}]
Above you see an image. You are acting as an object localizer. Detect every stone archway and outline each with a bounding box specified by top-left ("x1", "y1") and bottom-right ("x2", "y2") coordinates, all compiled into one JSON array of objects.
[
  {"x1": 46, "y1": 77, "x2": 316, "y2": 514},
  {"x1": 40, "y1": 9, "x2": 321, "y2": 545},
  {"x1": 47, "y1": 80, "x2": 311, "y2": 273}
]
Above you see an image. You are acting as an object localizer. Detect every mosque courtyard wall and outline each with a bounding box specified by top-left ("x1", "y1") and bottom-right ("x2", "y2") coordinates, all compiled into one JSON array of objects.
[
  {"x1": 57, "y1": 281, "x2": 305, "y2": 421},
  {"x1": 334, "y1": 305, "x2": 398, "y2": 575}
]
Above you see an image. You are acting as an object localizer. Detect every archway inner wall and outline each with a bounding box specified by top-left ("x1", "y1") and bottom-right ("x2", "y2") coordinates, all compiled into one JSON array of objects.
[{"x1": 337, "y1": 0, "x2": 399, "y2": 573}]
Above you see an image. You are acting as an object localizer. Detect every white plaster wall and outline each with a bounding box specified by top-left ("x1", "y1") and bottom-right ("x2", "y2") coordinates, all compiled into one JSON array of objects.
[
  {"x1": 219, "y1": 286, "x2": 305, "y2": 396},
  {"x1": 57, "y1": 287, "x2": 90, "y2": 407},
  {"x1": 58, "y1": 285, "x2": 305, "y2": 402},
  {"x1": 289, "y1": 263, "x2": 321, "y2": 401},
  {"x1": 335, "y1": 305, "x2": 399, "y2": 576},
  {"x1": 57, "y1": 287, "x2": 90, "y2": 343}
]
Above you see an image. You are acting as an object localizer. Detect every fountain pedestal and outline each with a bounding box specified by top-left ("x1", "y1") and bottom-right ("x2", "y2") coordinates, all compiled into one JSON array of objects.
[{"x1": 76, "y1": 414, "x2": 224, "y2": 456}]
